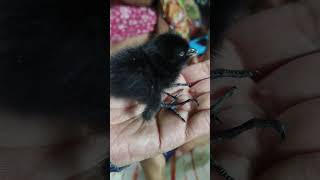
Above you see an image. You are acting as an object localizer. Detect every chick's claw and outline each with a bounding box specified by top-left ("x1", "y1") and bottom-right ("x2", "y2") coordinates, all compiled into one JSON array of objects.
[
  {"x1": 162, "y1": 89, "x2": 183, "y2": 102},
  {"x1": 175, "y1": 98, "x2": 199, "y2": 106},
  {"x1": 167, "y1": 108, "x2": 186, "y2": 122},
  {"x1": 212, "y1": 160, "x2": 235, "y2": 180},
  {"x1": 160, "y1": 98, "x2": 199, "y2": 109},
  {"x1": 171, "y1": 82, "x2": 191, "y2": 87},
  {"x1": 212, "y1": 118, "x2": 286, "y2": 144},
  {"x1": 160, "y1": 97, "x2": 199, "y2": 122},
  {"x1": 212, "y1": 69, "x2": 259, "y2": 79}
]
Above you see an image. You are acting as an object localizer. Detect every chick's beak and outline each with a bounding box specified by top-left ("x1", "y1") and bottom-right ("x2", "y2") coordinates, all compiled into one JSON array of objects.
[{"x1": 186, "y1": 48, "x2": 198, "y2": 57}]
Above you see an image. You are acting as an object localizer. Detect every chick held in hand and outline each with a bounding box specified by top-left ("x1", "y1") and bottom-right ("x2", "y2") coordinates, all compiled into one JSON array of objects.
[{"x1": 110, "y1": 33, "x2": 198, "y2": 121}]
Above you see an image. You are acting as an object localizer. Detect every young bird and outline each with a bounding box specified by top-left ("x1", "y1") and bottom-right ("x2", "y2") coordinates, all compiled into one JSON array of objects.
[{"x1": 110, "y1": 33, "x2": 197, "y2": 121}]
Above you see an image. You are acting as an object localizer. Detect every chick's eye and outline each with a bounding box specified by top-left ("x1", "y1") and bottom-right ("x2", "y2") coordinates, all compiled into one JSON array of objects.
[{"x1": 179, "y1": 51, "x2": 185, "y2": 57}]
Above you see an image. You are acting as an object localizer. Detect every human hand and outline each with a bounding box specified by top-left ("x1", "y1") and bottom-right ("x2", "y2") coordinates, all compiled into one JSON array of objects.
[
  {"x1": 212, "y1": 0, "x2": 320, "y2": 179},
  {"x1": 110, "y1": 60, "x2": 210, "y2": 166}
]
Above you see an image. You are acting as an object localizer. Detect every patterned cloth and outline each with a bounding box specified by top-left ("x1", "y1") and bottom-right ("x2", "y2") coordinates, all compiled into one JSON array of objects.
[
  {"x1": 160, "y1": 0, "x2": 202, "y2": 40},
  {"x1": 110, "y1": 5, "x2": 157, "y2": 42}
]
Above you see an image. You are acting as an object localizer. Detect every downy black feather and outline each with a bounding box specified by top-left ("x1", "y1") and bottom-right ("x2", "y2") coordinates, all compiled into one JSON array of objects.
[{"x1": 110, "y1": 33, "x2": 192, "y2": 120}]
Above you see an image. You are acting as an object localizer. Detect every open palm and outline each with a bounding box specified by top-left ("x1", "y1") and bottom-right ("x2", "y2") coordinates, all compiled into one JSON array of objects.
[{"x1": 110, "y1": 61, "x2": 210, "y2": 166}]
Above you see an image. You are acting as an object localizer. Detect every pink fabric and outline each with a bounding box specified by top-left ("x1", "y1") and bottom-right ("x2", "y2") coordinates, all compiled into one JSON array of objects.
[{"x1": 110, "y1": 5, "x2": 157, "y2": 42}]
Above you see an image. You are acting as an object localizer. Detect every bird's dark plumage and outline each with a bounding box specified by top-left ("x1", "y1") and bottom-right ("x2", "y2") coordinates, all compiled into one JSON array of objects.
[{"x1": 110, "y1": 33, "x2": 194, "y2": 120}]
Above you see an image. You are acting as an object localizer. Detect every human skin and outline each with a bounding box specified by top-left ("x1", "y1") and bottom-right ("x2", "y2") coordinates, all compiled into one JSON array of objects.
[
  {"x1": 109, "y1": 0, "x2": 210, "y2": 166},
  {"x1": 212, "y1": 0, "x2": 320, "y2": 179},
  {"x1": 110, "y1": 60, "x2": 210, "y2": 166}
]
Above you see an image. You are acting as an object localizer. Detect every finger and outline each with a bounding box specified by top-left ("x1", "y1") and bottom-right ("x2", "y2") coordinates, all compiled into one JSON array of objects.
[
  {"x1": 211, "y1": 78, "x2": 260, "y2": 118},
  {"x1": 140, "y1": 154, "x2": 166, "y2": 180},
  {"x1": 211, "y1": 104, "x2": 266, "y2": 159},
  {"x1": 256, "y1": 153, "x2": 320, "y2": 180},
  {"x1": 175, "y1": 134, "x2": 209, "y2": 156},
  {"x1": 212, "y1": 40, "x2": 246, "y2": 70},
  {"x1": 261, "y1": 98, "x2": 320, "y2": 160},
  {"x1": 254, "y1": 53, "x2": 320, "y2": 116},
  {"x1": 189, "y1": 78, "x2": 210, "y2": 97},
  {"x1": 157, "y1": 98, "x2": 210, "y2": 154},
  {"x1": 156, "y1": 108, "x2": 210, "y2": 153},
  {"x1": 227, "y1": 1, "x2": 320, "y2": 70},
  {"x1": 185, "y1": 110, "x2": 210, "y2": 142},
  {"x1": 157, "y1": 109, "x2": 189, "y2": 152},
  {"x1": 193, "y1": 93, "x2": 210, "y2": 111},
  {"x1": 181, "y1": 61, "x2": 210, "y2": 84}
]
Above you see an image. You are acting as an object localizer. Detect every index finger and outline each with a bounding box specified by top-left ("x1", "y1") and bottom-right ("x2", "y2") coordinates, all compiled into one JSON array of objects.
[
  {"x1": 181, "y1": 60, "x2": 210, "y2": 84},
  {"x1": 227, "y1": 1, "x2": 320, "y2": 70}
]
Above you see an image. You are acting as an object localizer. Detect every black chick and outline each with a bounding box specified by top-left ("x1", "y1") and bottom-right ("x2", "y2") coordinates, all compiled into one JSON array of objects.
[{"x1": 110, "y1": 33, "x2": 197, "y2": 121}]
